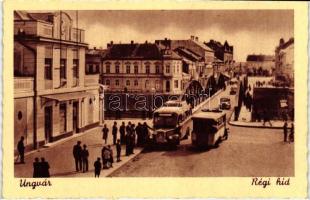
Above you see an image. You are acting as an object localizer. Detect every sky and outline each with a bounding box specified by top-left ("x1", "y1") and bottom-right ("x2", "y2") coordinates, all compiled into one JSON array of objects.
[{"x1": 67, "y1": 10, "x2": 293, "y2": 62}]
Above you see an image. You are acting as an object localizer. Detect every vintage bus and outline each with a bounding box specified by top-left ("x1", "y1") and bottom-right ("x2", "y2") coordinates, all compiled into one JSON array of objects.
[
  {"x1": 149, "y1": 105, "x2": 192, "y2": 147},
  {"x1": 191, "y1": 110, "x2": 227, "y2": 149}
]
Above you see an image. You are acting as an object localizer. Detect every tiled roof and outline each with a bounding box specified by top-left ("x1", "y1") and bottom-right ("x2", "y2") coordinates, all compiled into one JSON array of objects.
[
  {"x1": 174, "y1": 47, "x2": 202, "y2": 62},
  {"x1": 104, "y1": 43, "x2": 163, "y2": 60},
  {"x1": 246, "y1": 54, "x2": 275, "y2": 62}
]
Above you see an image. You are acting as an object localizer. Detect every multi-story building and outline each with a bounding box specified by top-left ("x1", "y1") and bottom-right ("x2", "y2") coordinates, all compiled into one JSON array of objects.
[
  {"x1": 102, "y1": 41, "x2": 183, "y2": 94},
  {"x1": 204, "y1": 39, "x2": 234, "y2": 72},
  {"x1": 275, "y1": 38, "x2": 294, "y2": 85},
  {"x1": 14, "y1": 11, "x2": 100, "y2": 151},
  {"x1": 245, "y1": 54, "x2": 275, "y2": 75}
]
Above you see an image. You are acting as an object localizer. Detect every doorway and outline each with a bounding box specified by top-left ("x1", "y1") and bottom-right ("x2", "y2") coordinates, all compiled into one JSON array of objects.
[
  {"x1": 73, "y1": 101, "x2": 79, "y2": 133},
  {"x1": 44, "y1": 106, "x2": 52, "y2": 143}
]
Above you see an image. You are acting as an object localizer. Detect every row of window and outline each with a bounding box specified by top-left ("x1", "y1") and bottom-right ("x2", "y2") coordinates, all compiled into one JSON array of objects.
[
  {"x1": 44, "y1": 58, "x2": 79, "y2": 80},
  {"x1": 105, "y1": 64, "x2": 172, "y2": 74},
  {"x1": 104, "y1": 79, "x2": 180, "y2": 89}
]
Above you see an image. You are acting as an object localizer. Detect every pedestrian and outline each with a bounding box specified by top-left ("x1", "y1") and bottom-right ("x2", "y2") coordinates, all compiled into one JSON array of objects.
[
  {"x1": 262, "y1": 110, "x2": 272, "y2": 126},
  {"x1": 283, "y1": 121, "x2": 288, "y2": 142},
  {"x1": 94, "y1": 158, "x2": 101, "y2": 178},
  {"x1": 81, "y1": 144, "x2": 89, "y2": 173},
  {"x1": 17, "y1": 136, "x2": 25, "y2": 164},
  {"x1": 119, "y1": 122, "x2": 126, "y2": 145},
  {"x1": 289, "y1": 123, "x2": 294, "y2": 143},
  {"x1": 142, "y1": 122, "x2": 153, "y2": 145},
  {"x1": 116, "y1": 139, "x2": 121, "y2": 162},
  {"x1": 136, "y1": 123, "x2": 142, "y2": 147},
  {"x1": 73, "y1": 141, "x2": 82, "y2": 172},
  {"x1": 40, "y1": 157, "x2": 50, "y2": 178},
  {"x1": 112, "y1": 121, "x2": 118, "y2": 145},
  {"x1": 102, "y1": 146, "x2": 111, "y2": 169},
  {"x1": 107, "y1": 145, "x2": 114, "y2": 167},
  {"x1": 126, "y1": 121, "x2": 132, "y2": 136},
  {"x1": 33, "y1": 157, "x2": 41, "y2": 178},
  {"x1": 102, "y1": 124, "x2": 109, "y2": 144},
  {"x1": 130, "y1": 124, "x2": 136, "y2": 154}
]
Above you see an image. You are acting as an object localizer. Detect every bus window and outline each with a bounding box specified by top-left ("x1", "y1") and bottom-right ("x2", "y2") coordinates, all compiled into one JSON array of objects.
[{"x1": 154, "y1": 113, "x2": 178, "y2": 128}]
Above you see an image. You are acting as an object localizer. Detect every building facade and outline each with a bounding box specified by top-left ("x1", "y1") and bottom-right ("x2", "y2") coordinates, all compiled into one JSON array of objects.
[
  {"x1": 204, "y1": 39, "x2": 234, "y2": 73},
  {"x1": 275, "y1": 38, "x2": 294, "y2": 85},
  {"x1": 14, "y1": 11, "x2": 100, "y2": 151},
  {"x1": 101, "y1": 41, "x2": 183, "y2": 95},
  {"x1": 245, "y1": 54, "x2": 275, "y2": 76}
]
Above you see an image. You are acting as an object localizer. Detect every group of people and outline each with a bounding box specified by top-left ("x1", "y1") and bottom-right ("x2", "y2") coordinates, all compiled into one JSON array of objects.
[
  {"x1": 73, "y1": 141, "x2": 90, "y2": 173},
  {"x1": 283, "y1": 121, "x2": 294, "y2": 143},
  {"x1": 33, "y1": 157, "x2": 50, "y2": 178}
]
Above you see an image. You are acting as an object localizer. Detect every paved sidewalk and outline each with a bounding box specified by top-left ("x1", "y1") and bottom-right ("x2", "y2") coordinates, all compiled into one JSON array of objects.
[
  {"x1": 14, "y1": 119, "x2": 151, "y2": 178},
  {"x1": 229, "y1": 105, "x2": 292, "y2": 129}
]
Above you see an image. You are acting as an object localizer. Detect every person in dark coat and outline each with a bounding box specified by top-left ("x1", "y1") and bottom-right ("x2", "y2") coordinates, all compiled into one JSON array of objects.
[
  {"x1": 116, "y1": 139, "x2": 121, "y2": 162},
  {"x1": 112, "y1": 122, "x2": 118, "y2": 145},
  {"x1": 262, "y1": 110, "x2": 272, "y2": 127},
  {"x1": 81, "y1": 144, "x2": 89, "y2": 172},
  {"x1": 283, "y1": 121, "x2": 288, "y2": 142},
  {"x1": 33, "y1": 157, "x2": 40, "y2": 178},
  {"x1": 142, "y1": 122, "x2": 153, "y2": 145},
  {"x1": 126, "y1": 121, "x2": 132, "y2": 137},
  {"x1": 94, "y1": 158, "x2": 101, "y2": 178},
  {"x1": 102, "y1": 124, "x2": 109, "y2": 144},
  {"x1": 136, "y1": 123, "x2": 142, "y2": 147},
  {"x1": 40, "y1": 157, "x2": 50, "y2": 178},
  {"x1": 130, "y1": 124, "x2": 136, "y2": 154},
  {"x1": 73, "y1": 141, "x2": 82, "y2": 172},
  {"x1": 17, "y1": 136, "x2": 25, "y2": 164},
  {"x1": 119, "y1": 122, "x2": 126, "y2": 145},
  {"x1": 289, "y1": 123, "x2": 294, "y2": 143}
]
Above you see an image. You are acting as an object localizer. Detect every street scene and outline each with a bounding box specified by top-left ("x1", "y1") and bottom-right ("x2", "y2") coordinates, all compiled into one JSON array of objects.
[{"x1": 14, "y1": 10, "x2": 294, "y2": 177}]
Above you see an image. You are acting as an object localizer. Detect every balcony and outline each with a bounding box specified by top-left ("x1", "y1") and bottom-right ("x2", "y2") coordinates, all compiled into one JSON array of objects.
[
  {"x1": 14, "y1": 77, "x2": 34, "y2": 96},
  {"x1": 14, "y1": 21, "x2": 53, "y2": 38},
  {"x1": 85, "y1": 74, "x2": 99, "y2": 87}
]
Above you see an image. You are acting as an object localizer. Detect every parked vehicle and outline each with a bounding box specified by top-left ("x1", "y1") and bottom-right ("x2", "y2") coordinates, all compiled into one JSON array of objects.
[
  {"x1": 191, "y1": 110, "x2": 228, "y2": 149},
  {"x1": 163, "y1": 100, "x2": 191, "y2": 119},
  {"x1": 149, "y1": 106, "x2": 192, "y2": 148},
  {"x1": 219, "y1": 97, "x2": 231, "y2": 110}
]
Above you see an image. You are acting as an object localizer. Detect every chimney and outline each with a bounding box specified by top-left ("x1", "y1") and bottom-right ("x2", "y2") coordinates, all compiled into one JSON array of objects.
[
  {"x1": 195, "y1": 36, "x2": 198, "y2": 41},
  {"x1": 131, "y1": 40, "x2": 134, "y2": 44},
  {"x1": 145, "y1": 40, "x2": 148, "y2": 44},
  {"x1": 111, "y1": 41, "x2": 113, "y2": 45},
  {"x1": 190, "y1": 35, "x2": 195, "y2": 40},
  {"x1": 94, "y1": 46, "x2": 97, "y2": 50}
]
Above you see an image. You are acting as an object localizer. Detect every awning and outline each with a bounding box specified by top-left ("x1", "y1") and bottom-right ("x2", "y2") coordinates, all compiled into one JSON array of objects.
[{"x1": 42, "y1": 91, "x2": 92, "y2": 102}]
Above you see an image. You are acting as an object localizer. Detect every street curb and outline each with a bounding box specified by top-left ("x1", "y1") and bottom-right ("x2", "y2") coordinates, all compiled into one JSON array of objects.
[
  {"x1": 228, "y1": 112, "x2": 284, "y2": 129},
  {"x1": 104, "y1": 148, "x2": 144, "y2": 177}
]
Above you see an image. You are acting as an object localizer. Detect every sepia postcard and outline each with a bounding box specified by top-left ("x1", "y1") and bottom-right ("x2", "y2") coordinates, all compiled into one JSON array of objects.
[{"x1": 2, "y1": 0, "x2": 308, "y2": 198}]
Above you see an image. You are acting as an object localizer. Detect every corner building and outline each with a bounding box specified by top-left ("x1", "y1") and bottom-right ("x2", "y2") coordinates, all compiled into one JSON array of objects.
[{"x1": 14, "y1": 11, "x2": 100, "y2": 151}]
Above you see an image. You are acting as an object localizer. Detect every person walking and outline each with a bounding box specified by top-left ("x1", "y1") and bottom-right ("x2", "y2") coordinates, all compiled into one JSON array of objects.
[
  {"x1": 81, "y1": 144, "x2": 89, "y2": 173},
  {"x1": 119, "y1": 122, "x2": 126, "y2": 145},
  {"x1": 40, "y1": 157, "x2": 50, "y2": 178},
  {"x1": 142, "y1": 122, "x2": 153, "y2": 145},
  {"x1": 112, "y1": 122, "x2": 118, "y2": 145},
  {"x1": 94, "y1": 158, "x2": 102, "y2": 178},
  {"x1": 33, "y1": 157, "x2": 41, "y2": 178},
  {"x1": 116, "y1": 139, "x2": 121, "y2": 162},
  {"x1": 289, "y1": 123, "x2": 294, "y2": 143},
  {"x1": 102, "y1": 146, "x2": 111, "y2": 169},
  {"x1": 73, "y1": 141, "x2": 82, "y2": 172},
  {"x1": 17, "y1": 136, "x2": 25, "y2": 164},
  {"x1": 102, "y1": 124, "x2": 109, "y2": 144},
  {"x1": 283, "y1": 121, "x2": 288, "y2": 142},
  {"x1": 262, "y1": 110, "x2": 272, "y2": 127}
]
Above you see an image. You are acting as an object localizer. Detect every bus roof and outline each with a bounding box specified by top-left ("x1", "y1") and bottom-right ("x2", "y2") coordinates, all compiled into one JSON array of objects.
[{"x1": 192, "y1": 111, "x2": 226, "y2": 120}]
